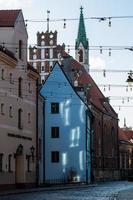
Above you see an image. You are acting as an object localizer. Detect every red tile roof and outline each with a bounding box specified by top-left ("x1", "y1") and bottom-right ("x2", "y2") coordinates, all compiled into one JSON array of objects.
[
  {"x1": 119, "y1": 127, "x2": 133, "y2": 144},
  {"x1": 0, "y1": 10, "x2": 21, "y2": 27},
  {"x1": 62, "y1": 56, "x2": 117, "y2": 118}
]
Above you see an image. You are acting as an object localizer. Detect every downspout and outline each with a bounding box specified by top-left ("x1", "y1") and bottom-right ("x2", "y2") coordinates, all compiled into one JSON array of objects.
[
  {"x1": 86, "y1": 109, "x2": 92, "y2": 184},
  {"x1": 36, "y1": 79, "x2": 39, "y2": 187},
  {"x1": 43, "y1": 99, "x2": 45, "y2": 183},
  {"x1": 101, "y1": 113, "x2": 104, "y2": 176},
  {"x1": 85, "y1": 110, "x2": 88, "y2": 184}
]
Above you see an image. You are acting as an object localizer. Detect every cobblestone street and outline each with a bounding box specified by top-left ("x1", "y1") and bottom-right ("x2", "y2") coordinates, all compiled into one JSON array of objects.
[{"x1": 1, "y1": 181, "x2": 133, "y2": 200}]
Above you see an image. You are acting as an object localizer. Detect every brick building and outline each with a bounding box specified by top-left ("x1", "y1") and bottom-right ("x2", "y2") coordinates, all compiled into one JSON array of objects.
[
  {"x1": 119, "y1": 126, "x2": 133, "y2": 180},
  {"x1": 29, "y1": 30, "x2": 65, "y2": 83}
]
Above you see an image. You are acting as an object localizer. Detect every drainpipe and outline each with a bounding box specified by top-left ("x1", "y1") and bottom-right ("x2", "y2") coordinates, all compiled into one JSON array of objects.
[
  {"x1": 43, "y1": 100, "x2": 45, "y2": 183},
  {"x1": 101, "y1": 113, "x2": 104, "y2": 178},
  {"x1": 86, "y1": 109, "x2": 92, "y2": 184},
  {"x1": 36, "y1": 79, "x2": 39, "y2": 187},
  {"x1": 85, "y1": 110, "x2": 88, "y2": 184}
]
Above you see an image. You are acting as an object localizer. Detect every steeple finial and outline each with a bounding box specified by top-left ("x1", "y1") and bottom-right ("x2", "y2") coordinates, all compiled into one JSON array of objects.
[
  {"x1": 47, "y1": 10, "x2": 50, "y2": 32},
  {"x1": 80, "y1": 6, "x2": 83, "y2": 13}
]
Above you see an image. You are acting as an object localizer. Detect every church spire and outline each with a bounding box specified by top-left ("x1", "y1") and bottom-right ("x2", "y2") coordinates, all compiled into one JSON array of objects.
[
  {"x1": 75, "y1": 6, "x2": 88, "y2": 49},
  {"x1": 75, "y1": 7, "x2": 89, "y2": 72}
]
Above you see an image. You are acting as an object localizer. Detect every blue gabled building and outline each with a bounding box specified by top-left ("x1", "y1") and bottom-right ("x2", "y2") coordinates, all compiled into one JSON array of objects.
[{"x1": 39, "y1": 62, "x2": 92, "y2": 184}]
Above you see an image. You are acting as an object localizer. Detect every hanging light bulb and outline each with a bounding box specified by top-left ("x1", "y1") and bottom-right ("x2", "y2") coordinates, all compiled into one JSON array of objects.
[
  {"x1": 100, "y1": 46, "x2": 103, "y2": 54},
  {"x1": 119, "y1": 106, "x2": 121, "y2": 111},
  {"x1": 126, "y1": 86, "x2": 128, "y2": 92},
  {"x1": 63, "y1": 19, "x2": 66, "y2": 28},
  {"x1": 122, "y1": 98, "x2": 124, "y2": 104},
  {"x1": 127, "y1": 97, "x2": 130, "y2": 102},
  {"x1": 130, "y1": 86, "x2": 132, "y2": 91},
  {"x1": 108, "y1": 18, "x2": 111, "y2": 27},
  {"x1": 109, "y1": 48, "x2": 111, "y2": 56},
  {"x1": 108, "y1": 85, "x2": 110, "y2": 91},
  {"x1": 104, "y1": 85, "x2": 106, "y2": 91},
  {"x1": 103, "y1": 69, "x2": 106, "y2": 77}
]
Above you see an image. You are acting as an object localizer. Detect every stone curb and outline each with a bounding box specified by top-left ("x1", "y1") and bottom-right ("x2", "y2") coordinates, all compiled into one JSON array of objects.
[{"x1": 0, "y1": 183, "x2": 97, "y2": 197}]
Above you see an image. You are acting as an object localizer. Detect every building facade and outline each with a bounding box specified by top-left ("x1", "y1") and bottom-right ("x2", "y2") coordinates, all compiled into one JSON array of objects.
[
  {"x1": 39, "y1": 62, "x2": 92, "y2": 184},
  {"x1": 29, "y1": 30, "x2": 65, "y2": 83},
  {"x1": 119, "y1": 127, "x2": 133, "y2": 180},
  {"x1": 0, "y1": 10, "x2": 38, "y2": 188},
  {"x1": 62, "y1": 54, "x2": 119, "y2": 182}
]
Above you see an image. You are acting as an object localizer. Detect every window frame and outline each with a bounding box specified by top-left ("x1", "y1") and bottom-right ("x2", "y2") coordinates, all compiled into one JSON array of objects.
[
  {"x1": 18, "y1": 108, "x2": 23, "y2": 129},
  {"x1": 51, "y1": 151, "x2": 59, "y2": 163},
  {"x1": 51, "y1": 127, "x2": 59, "y2": 138},
  {"x1": 51, "y1": 102, "x2": 59, "y2": 114}
]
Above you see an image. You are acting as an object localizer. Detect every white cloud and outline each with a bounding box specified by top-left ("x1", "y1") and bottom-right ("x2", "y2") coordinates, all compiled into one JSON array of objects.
[{"x1": 90, "y1": 55, "x2": 106, "y2": 69}]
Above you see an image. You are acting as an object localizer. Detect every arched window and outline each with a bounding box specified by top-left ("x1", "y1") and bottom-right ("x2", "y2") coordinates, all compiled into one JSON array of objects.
[
  {"x1": 9, "y1": 106, "x2": 13, "y2": 118},
  {"x1": 28, "y1": 113, "x2": 31, "y2": 123},
  {"x1": 18, "y1": 77, "x2": 22, "y2": 97},
  {"x1": 18, "y1": 108, "x2": 23, "y2": 129},
  {"x1": 9, "y1": 73, "x2": 13, "y2": 84},
  {"x1": 19, "y1": 40, "x2": 22, "y2": 59},
  {"x1": 78, "y1": 49, "x2": 83, "y2": 62},
  {"x1": 1, "y1": 69, "x2": 4, "y2": 80}
]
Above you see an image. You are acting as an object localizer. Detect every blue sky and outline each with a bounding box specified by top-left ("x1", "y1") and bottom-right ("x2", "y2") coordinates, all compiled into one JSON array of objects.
[{"x1": 1, "y1": 0, "x2": 133, "y2": 127}]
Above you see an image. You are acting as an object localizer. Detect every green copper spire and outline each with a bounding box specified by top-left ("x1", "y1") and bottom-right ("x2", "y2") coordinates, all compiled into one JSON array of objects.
[{"x1": 75, "y1": 6, "x2": 88, "y2": 49}]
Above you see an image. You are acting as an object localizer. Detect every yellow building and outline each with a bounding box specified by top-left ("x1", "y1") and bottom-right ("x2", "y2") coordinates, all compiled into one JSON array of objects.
[{"x1": 0, "y1": 10, "x2": 38, "y2": 188}]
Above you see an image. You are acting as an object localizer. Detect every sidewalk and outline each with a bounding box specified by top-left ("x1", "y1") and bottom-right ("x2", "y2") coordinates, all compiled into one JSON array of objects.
[
  {"x1": 117, "y1": 188, "x2": 133, "y2": 200},
  {"x1": 0, "y1": 183, "x2": 95, "y2": 197}
]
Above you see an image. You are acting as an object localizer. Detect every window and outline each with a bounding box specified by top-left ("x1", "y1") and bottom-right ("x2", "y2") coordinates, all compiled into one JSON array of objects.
[
  {"x1": 51, "y1": 127, "x2": 59, "y2": 138},
  {"x1": 42, "y1": 66, "x2": 44, "y2": 71},
  {"x1": 18, "y1": 108, "x2": 23, "y2": 129},
  {"x1": 51, "y1": 103, "x2": 59, "y2": 114},
  {"x1": 19, "y1": 40, "x2": 22, "y2": 59},
  {"x1": 28, "y1": 113, "x2": 31, "y2": 123},
  {"x1": 18, "y1": 77, "x2": 22, "y2": 97},
  {"x1": 1, "y1": 103, "x2": 4, "y2": 115},
  {"x1": 8, "y1": 154, "x2": 12, "y2": 172},
  {"x1": 78, "y1": 49, "x2": 83, "y2": 62},
  {"x1": 51, "y1": 151, "x2": 59, "y2": 163},
  {"x1": 28, "y1": 83, "x2": 32, "y2": 93},
  {"x1": 9, "y1": 106, "x2": 13, "y2": 118},
  {"x1": 9, "y1": 73, "x2": 13, "y2": 84},
  {"x1": 1, "y1": 69, "x2": 4, "y2": 80},
  {"x1": 26, "y1": 155, "x2": 31, "y2": 172},
  {"x1": 0, "y1": 154, "x2": 3, "y2": 172}
]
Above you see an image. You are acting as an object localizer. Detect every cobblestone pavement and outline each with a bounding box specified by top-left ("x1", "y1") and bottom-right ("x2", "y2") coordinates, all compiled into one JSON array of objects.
[{"x1": 1, "y1": 181, "x2": 133, "y2": 200}]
